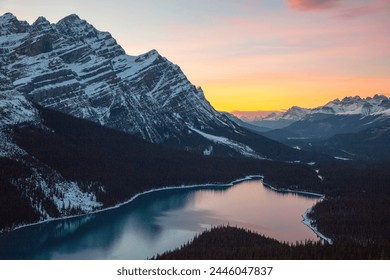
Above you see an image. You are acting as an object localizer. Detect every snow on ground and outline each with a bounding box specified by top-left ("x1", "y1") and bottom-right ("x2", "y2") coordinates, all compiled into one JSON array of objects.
[
  {"x1": 0, "y1": 91, "x2": 39, "y2": 126},
  {"x1": 0, "y1": 32, "x2": 29, "y2": 49},
  {"x1": 334, "y1": 156, "x2": 352, "y2": 161},
  {"x1": 52, "y1": 181, "x2": 102, "y2": 212},
  {"x1": 191, "y1": 128, "x2": 264, "y2": 159},
  {"x1": 0, "y1": 91, "x2": 40, "y2": 158},
  {"x1": 0, "y1": 130, "x2": 28, "y2": 158},
  {"x1": 302, "y1": 208, "x2": 333, "y2": 244},
  {"x1": 203, "y1": 145, "x2": 213, "y2": 156},
  {"x1": 373, "y1": 108, "x2": 390, "y2": 116},
  {"x1": 0, "y1": 89, "x2": 102, "y2": 215},
  {"x1": 113, "y1": 52, "x2": 159, "y2": 80},
  {"x1": 314, "y1": 169, "x2": 324, "y2": 181},
  {"x1": 13, "y1": 168, "x2": 103, "y2": 218},
  {"x1": 1, "y1": 90, "x2": 103, "y2": 223}
]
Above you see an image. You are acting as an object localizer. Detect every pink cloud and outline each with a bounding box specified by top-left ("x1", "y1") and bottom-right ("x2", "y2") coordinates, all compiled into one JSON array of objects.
[{"x1": 288, "y1": 0, "x2": 341, "y2": 11}]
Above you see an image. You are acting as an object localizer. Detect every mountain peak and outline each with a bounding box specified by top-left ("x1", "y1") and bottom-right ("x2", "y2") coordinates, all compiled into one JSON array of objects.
[
  {"x1": 373, "y1": 94, "x2": 388, "y2": 101},
  {"x1": 342, "y1": 96, "x2": 362, "y2": 102},
  {"x1": 145, "y1": 49, "x2": 161, "y2": 57},
  {"x1": 59, "y1": 14, "x2": 81, "y2": 23},
  {"x1": 33, "y1": 16, "x2": 49, "y2": 25},
  {"x1": 0, "y1": 12, "x2": 16, "y2": 21},
  {"x1": 330, "y1": 98, "x2": 341, "y2": 103},
  {"x1": 55, "y1": 14, "x2": 114, "y2": 51},
  {"x1": 290, "y1": 105, "x2": 304, "y2": 110},
  {"x1": 56, "y1": 14, "x2": 92, "y2": 34},
  {"x1": 135, "y1": 49, "x2": 162, "y2": 63},
  {"x1": 32, "y1": 16, "x2": 51, "y2": 30},
  {"x1": 0, "y1": 12, "x2": 29, "y2": 35},
  {"x1": 148, "y1": 49, "x2": 159, "y2": 55}
]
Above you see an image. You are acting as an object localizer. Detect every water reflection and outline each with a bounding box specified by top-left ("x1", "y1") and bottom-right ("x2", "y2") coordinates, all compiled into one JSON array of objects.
[{"x1": 0, "y1": 180, "x2": 320, "y2": 259}]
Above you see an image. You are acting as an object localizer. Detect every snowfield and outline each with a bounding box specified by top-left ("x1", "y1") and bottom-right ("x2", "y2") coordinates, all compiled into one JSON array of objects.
[{"x1": 191, "y1": 128, "x2": 265, "y2": 159}]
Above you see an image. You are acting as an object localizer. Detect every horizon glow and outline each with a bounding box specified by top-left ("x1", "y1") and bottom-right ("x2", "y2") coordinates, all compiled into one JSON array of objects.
[{"x1": 1, "y1": 0, "x2": 389, "y2": 111}]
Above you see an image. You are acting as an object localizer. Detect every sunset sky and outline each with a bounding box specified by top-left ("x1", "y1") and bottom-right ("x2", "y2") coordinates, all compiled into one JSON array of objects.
[{"x1": 1, "y1": 0, "x2": 389, "y2": 111}]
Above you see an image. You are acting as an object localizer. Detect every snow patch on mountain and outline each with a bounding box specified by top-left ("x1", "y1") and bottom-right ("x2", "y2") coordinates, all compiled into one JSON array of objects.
[
  {"x1": 0, "y1": 87, "x2": 103, "y2": 225},
  {"x1": 12, "y1": 166, "x2": 103, "y2": 220},
  {"x1": 373, "y1": 108, "x2": 390, "y2": 117},
  {"x1": 203, "y1": 145, "x2": 213, "y2": 156},
  {"x1": 191, "y1": 128, "x2": 264, "y2": 159},
  {"x1": 51, "y1": 181, "x2": 102, "y2": 213},
  {"x1": 0, "y1": 130, "x2": 27, "y2": 158},
  {"x1": 0, "y1": 90, "x2": 40, "y2": 157},
  {"x1": 0, "y1": 91, "x2": 39, "y2": 126}
]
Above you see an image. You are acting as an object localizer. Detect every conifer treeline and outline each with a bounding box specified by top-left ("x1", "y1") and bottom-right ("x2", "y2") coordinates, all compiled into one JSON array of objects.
[{"x1": 155, "y1": 226, "x2": 390, "y2": 260}]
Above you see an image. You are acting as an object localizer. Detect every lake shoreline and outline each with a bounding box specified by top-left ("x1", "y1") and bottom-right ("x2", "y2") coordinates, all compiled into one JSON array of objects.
[
  {"x1": 262, "y1": 181, "x2": 332, "y2": 244},
  {"x1": 1, "y1": 174, "x2": 332, "y2": 246},
  {"x1": 302, "y1": 208, "x2": 333, "y2": 244},
  {"x1": 1, "y1": 175, "x2": 263, "y2": 235}
]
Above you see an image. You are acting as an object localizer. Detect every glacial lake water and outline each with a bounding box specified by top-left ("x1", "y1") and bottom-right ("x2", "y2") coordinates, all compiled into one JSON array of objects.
[{"x1": 0, "y1": 179, "x2": 321, "y2": 259}]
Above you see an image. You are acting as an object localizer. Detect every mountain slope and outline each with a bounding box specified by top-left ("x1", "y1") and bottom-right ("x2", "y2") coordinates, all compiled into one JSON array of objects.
[
  {"x1": 305, "y1": 126, "x2": 390, "y2": 160},
  {"x1": 1, "y1": 13, "x2": 227, "y2": 143},
  {"x1": 0, "y1": 12, "x2": 316, "y2": 161}
]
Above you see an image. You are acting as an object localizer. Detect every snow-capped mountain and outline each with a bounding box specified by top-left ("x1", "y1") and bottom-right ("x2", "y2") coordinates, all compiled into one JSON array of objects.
[
  {"x1": 315, "y1": 95, "x2": 390, "y2": 116},
  {"x1": 254, "y1": 95, "x2": 390, "y2": 147},
  {"x1": 0, "y1": 13, "x2": 237, "y2": 147},
  {"x1": 262, "y1": 106, "x2": 310, "y2": 121},
  {"x1": 244, "y1": 95, "x2": 390, "y2": 133},
  {"x1": 262, "y1": 95, "x2": 390, "y2": 122}
]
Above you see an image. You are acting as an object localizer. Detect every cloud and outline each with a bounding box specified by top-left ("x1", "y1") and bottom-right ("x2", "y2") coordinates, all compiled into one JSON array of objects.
[{"x1": 287, "y1": 0, "x2": 341, "y2": 11}]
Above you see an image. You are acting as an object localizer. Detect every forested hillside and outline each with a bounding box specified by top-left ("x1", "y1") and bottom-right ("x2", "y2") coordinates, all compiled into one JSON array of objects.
[{"x1": 155, "y1": 226, "x2": 390, "y2": 260}]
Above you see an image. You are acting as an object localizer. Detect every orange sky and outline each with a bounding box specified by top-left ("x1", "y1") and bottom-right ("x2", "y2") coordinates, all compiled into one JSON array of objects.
[{"x1": 2, "y1": 0, "x2": 390, "y2": 111}]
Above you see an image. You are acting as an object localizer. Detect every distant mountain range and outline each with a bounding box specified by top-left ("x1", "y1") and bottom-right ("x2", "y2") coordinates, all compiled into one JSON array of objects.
[
  {"x1": 230, "y1": 110, "x2": 280, "y2": 121},
  {"x1": 232, "y1": 95, "x2": 390, "y2": 160},
  {"x1": 240, "y1": 95, "x2": 390, "y2": 129}
]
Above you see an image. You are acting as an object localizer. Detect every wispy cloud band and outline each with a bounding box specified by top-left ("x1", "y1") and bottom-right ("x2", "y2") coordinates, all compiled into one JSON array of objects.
[{"x1": 287, "y1": 0, "x2": 340, "y2": 11}]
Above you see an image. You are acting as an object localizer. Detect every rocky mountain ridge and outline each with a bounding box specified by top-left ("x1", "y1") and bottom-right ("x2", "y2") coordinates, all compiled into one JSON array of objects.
[
  {"x1": 1, "y1": 12, "x2": 237, "y2": 147},
  {"x1": 260, "y1": 95, "x2": 390, "y2": 122}
]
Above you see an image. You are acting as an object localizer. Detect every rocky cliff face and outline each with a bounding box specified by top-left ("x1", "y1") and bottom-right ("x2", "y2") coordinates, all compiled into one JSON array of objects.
[{"x1": 1, "y1": 12, "x2": 237, "y2": 146}]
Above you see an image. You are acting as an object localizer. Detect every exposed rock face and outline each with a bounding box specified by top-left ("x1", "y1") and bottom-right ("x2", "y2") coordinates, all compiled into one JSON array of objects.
[{"x1": 1, "y1": 12, "x2": 237, "y2": 146}]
